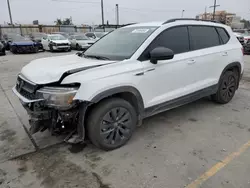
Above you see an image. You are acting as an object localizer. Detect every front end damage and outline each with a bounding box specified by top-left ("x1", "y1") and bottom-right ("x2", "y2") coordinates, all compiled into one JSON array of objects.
[{"x1": 12, "y1": 75, "x2": 89, "y2": 144}]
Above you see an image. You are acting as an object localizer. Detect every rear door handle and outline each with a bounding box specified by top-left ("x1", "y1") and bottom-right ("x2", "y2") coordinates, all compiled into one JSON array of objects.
[{"x1": 187, "y1": 59, "x2": 196, "y2": 65}]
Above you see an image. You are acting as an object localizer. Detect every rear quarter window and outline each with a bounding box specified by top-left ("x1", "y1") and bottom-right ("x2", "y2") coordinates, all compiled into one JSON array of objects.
[
  {"x1": 189, "y1": 26, "x2": 221, "y2": 50},
  {"x1": 216, "y1": 27, "x2": 230, "y2": 44}
]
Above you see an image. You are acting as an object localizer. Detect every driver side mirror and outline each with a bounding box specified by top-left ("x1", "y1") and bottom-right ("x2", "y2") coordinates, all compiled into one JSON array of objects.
[{"x1": 149, "y1": 47, "x2": 174, "y2": 64}]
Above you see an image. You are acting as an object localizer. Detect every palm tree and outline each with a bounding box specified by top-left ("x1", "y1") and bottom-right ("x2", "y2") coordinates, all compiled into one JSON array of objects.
[{"x1": 54, "y1": 18, "x2": 62, "y2": 25}]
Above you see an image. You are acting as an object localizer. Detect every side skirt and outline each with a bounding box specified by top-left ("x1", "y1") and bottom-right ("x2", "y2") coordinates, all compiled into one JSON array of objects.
[{"x1": 144, "y1": 84, "x2": 218, "y2": 118}]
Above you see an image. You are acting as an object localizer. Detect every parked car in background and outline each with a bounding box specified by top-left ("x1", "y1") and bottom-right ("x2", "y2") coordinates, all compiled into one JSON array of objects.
[
  {"x1": 29, "y1": 32, "x2": 47, "y2": 51},
  {"x1": 41, "y1": 34, "x2": 71, "y2": 52},
  {"x1": 68, "y1": 34, "x2": 95, "y2": 50},
  {"x1": 85, "y1": 32, "x2": 108, "y2": 40},
  {"x1": 233, "y1": 29, "x2": 250, "y2": 54},
  {"x1": 1, "y1": 33, "x2": 23, "y2": 50},
  {"x1": 51, "y1": 32, "x2": 70, "y2": 39},
  {"x1": 10, "y1": 35, "x2": 39, "y2": 54},
  {"x1": 0, "y1": 42, "x2": 6, "y2": 56},
  {"x1": 233, "y1": 32, "x2": 245, "y2": 46}
]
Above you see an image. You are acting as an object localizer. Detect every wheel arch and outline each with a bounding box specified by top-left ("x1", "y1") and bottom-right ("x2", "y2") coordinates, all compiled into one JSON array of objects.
[
  {"x1": 219, "y1": 62, "x2": 242, "y2": 88},
  {"x1": 90, "y1": 86, "x2": 145, "y2": 117}
]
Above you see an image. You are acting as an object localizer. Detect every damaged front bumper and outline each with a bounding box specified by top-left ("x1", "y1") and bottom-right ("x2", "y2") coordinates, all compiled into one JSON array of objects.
[{"x1": 12, "y1": 81, "x2": 88, "y2": 144}]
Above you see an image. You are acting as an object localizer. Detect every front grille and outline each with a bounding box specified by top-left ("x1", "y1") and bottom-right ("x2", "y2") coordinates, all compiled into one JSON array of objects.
[
  {"x1": 18, "y1": 87, "x2": 37, "y2": 100},
  {"x1": 57, "y1": 43, "x2": 68, "y2": 46},
  {"x1": 16, "y1": 76, "x2": 38, "y2": 100},
  {"x1": 16, "y1": 45, "x2": 35, "y2": 52}
]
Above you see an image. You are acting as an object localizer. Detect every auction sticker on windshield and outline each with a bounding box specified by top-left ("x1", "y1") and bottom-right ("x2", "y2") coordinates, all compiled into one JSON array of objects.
[{"x1": 132, "y1": 29, "x2": 149, "y2": 33}]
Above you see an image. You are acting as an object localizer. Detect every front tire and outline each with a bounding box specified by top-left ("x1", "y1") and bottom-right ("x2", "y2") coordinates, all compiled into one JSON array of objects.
[
  {"x1": 49, "y1": 45, "x2": 54, "y2": 52},
  {"x1": 76, "y1": 44, "x2": 81, "y2": 51},
  {"x1": 87, "y1": 98, "x2": 137, "y2": 151},
  {"x1": 212, "y1": 71, "x2": 238, "y2": 104}
]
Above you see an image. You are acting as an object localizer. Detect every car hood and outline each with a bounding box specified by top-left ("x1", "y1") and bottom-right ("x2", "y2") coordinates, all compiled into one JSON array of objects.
[
  {"x1": 51, "y1": 40, "x2": 69, "y2": 44},
  {"x1": 21, "y1": 54, "x2": 116, "y2": 84}
]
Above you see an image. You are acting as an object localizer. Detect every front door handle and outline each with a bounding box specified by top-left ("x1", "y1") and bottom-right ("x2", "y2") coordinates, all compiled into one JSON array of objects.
[{"x1": 187, "y1": 59, "x2": 196, "y2": 65}]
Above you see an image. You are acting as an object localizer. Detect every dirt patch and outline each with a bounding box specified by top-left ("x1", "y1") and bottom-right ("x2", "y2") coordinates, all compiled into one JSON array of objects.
[
  {"x1": 9, "y1": 146, "x2": 111, "y2": 188},
  {"x1": 0, "y1": 129, "x2": 16, "y2": 142}
]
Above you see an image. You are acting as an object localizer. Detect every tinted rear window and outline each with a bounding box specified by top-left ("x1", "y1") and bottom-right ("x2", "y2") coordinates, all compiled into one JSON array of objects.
[
  {"x1": 216, "y1": 27, "x2": 230, "y2": 44},
  {"x1": 189, "y1": 26, "x2": 220, "y2": 50}
]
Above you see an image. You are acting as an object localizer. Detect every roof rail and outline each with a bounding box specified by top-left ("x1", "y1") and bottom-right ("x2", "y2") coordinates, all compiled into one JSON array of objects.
[{"x1": 163, "y1": 18, "x2": 220, "y2": 25}]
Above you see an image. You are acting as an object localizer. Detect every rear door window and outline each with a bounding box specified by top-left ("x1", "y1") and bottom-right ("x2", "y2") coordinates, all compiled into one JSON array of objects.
[
  {"x1": 216, "y1": 27, "x2": 230, "y2": 44},
  {"x1": 189, "y1": 26, "x2": 220, "y2": 50}
]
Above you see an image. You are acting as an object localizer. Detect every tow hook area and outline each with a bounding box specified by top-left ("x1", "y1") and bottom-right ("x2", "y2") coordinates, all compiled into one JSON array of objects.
[{"x1": 64, "y1": 102, "x2": 90, "y2": 144}]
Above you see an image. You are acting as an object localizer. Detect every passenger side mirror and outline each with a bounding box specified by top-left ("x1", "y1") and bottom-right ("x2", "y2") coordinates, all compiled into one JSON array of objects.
[{"x1": 149, "y1": 47, "x2": 174, "y2": 64}]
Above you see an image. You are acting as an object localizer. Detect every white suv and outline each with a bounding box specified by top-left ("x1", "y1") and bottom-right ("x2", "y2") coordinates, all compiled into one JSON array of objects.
[{"x1": 13, "y1": 19, "x2": 244, "y2": 150}]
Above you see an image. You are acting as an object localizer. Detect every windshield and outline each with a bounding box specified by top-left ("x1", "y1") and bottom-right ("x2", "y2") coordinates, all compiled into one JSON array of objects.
[
  {"x1": 11, "y1": 35, "x2": 31, "y2": 42},
  {"x1": 84, "y1": 26, "x2": 157, "y2": 60},
  {"x1": 49, "y1": 35, "x2": 66, "y2": 40},
  {"x1": 32, "y1": 33, "x2": 46, "y2": 38},
  {"x1": 75, "y1": 35, "x2": 88, "y2": 40}
]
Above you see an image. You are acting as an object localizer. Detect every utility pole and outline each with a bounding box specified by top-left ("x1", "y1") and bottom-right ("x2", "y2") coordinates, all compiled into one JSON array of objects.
[
  {"x1": 7, "y1": 0, "x2": 13, "y2": 25},
  {"x1": 204, "y1": 6, "x2": 207, "y2": 20},
  {"x1": 209, "y1": 0, "x2": 220, "y2": 20},
  {"x1": 115, "y1": 4, "x2": 119, "y2": 25},
  {"x1": 101, "y1": 0, "x2": 104, "y2": 25},
  {"x1": 181, "y1": 10, "x2": 185, "y2": 18}
]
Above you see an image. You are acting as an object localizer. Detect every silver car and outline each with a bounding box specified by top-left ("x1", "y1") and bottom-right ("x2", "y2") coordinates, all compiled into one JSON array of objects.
[
  {"x1": 68, "y1": 35, "x2": 95, "y2": 50},
  {"x1": 85, "y1": 32, "x2": 108, "y2": 40}
]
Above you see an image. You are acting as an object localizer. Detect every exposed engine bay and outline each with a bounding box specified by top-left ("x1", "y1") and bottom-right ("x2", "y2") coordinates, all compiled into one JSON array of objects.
[{"x1": 13, "y1": 74, "x2": 90, "y2": 144}]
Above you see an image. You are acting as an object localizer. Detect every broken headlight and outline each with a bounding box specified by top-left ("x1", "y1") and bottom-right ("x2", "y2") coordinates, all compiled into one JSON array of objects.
[{"x1": 36, "y1": 87, "x2": 78, "y2": 109}]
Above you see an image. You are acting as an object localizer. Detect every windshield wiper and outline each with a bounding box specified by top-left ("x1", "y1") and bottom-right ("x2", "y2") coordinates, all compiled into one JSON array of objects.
[{"x1": 83, "y1": 54, "x2": 110, "y2": 60}]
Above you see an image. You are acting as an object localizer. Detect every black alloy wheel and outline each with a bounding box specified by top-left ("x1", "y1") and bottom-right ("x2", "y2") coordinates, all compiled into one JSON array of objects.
[
  {"x1": 212, "y1": 71, "x2": 238, "y2": 104},
  {"x1": 100, "y1": 107, "x2": 132, "y2": 145},
  {"x1": 221, "y1": 75, "x2": 236, "y2": 101},
  {"x1": 87, "y1": 98, "x2": 137, "y2": 150}
]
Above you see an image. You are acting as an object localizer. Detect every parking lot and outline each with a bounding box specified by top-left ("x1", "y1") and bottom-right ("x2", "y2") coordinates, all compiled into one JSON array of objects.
[{"x1": 0, "y1": 51, "x2": 250, "y2": 188}]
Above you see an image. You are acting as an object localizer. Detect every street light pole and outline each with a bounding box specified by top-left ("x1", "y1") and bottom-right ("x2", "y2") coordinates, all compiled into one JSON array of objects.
[
  {"x1": 7, "y1": 0, "x2": 13, "y2": 25},
  {"x1": 181, "y1": 10, "x2": 185, "y2": 18},
  {"x1": 115, "y1": 4, "x2": 119, "y2": 25},
  {"x1": 101, "y1": 0, "x2": 104, "y2": 25}
]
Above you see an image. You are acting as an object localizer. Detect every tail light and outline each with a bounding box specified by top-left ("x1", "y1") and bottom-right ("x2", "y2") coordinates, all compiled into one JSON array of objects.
[{"x1": 242, "y1": 47, "x2": 244, "y2": 55}]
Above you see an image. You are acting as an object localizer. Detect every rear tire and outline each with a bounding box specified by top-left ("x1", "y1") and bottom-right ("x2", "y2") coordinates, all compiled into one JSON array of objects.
[
  {"x1": 87, "y1": 98, "x2": 137, "y2": 151},
  {"x1": 212, "y1": 71, "x2": 238, "y2": 104}
]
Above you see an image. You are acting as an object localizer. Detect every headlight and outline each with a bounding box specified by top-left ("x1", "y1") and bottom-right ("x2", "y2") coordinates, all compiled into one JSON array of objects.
[{"x1": 36, "y1": 87, "x2": 78, "y2": 109}]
